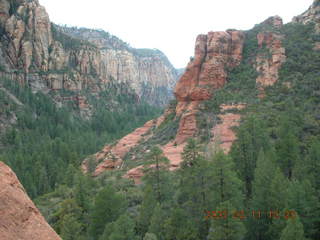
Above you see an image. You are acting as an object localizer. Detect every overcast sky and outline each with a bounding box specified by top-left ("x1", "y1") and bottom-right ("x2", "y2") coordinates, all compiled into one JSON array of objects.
[{"x1": 39, "y1": 0, "x2": 313, "y2": 68}]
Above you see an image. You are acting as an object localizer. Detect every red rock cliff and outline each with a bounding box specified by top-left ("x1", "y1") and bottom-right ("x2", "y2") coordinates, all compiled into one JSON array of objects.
[
  {"x1": 175, "y1": 31, "x2": 245, "y2": 102},
  {"x1": 256, "y1": 17, "x2": 286, "y2": 90},
  {"x1": 172, "y1": 30, "x2": 245, "y2": 146},
  {"x1": 0, "y1": 162, "x2": 61, "y2": 240},
  {"x1": 84, "y1": 30, "x2": 245, "y2": 180}
]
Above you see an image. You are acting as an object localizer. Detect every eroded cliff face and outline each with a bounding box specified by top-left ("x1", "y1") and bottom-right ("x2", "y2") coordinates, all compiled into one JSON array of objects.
[
  {"x1": 0, "y1": 161, "x2": 61, "y2": 240},
  {"x1": 255, "y1": 16, "x2": 286, "y2": 96},
  {"x1": 84, "y1": 30, "x2": 246, "y2": 181},
  {"x1": 56, "y1": 27, "x2": 178, "y2": 106},
  {"x1": 211, "y1": 104, "x2": 246, "y2": 153},
  {"x1": 293, "y1": 0, "x2": 320, "y2": 31},
  {"x1": 174, "y1": 31, "x2": 245, "y2": 102},
  {"x1": 0, "y1": 0, "x2": 178, "y2": 107},
  {"x1": 170, "y1": 30, "x2": 245, "y2": 158}
]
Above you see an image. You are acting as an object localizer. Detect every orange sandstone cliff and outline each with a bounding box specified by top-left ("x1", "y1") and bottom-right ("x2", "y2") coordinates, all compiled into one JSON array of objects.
[
  {"x1": 0, "y1": 162, "x2": 61, "y2": 240},
  {"x1": 255, "y1": 16, "x2": 286, "y2": 96},
  {"x1": 83, "y1": 30, "x2": 246, "y2": 181}
]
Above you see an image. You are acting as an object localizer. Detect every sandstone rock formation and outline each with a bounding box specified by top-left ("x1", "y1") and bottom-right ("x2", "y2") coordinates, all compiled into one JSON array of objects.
[
  {"x1": 82, "y1": 116, "x2": 165, "y2": 176},
  {"x1": 0, "y1": 0, "x2": 178, "y2": 107},
  {"x1": 84, "y1": 30, "x2": 246, "y2": 182},
  {"x1": 255, "y1": 17, "x2": 286, "y2": 96},
  {"x1": 0, "y1": 161, "x2": 61, "y2": 240},
  {"x1": 293, "y1": 0, "x2": 320, "y2": 31},
  {"x1": 162, "y1": 30, "x2": 245, "y2": 165},
  {"x1": 174, "y1": 31, "x2": 245, "y2": 102},
  {"x1": 211, "y1": 104, "x2": 246, "y2": 153}
]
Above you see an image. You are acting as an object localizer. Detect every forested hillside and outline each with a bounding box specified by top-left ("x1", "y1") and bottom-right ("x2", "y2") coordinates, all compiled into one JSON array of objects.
[
  {"x1": 32, "y1": 15, "x2": 320, "y2": 240},
  {"x1": 0, "y1": 76, "x2": 161, "y2": 198},
  {"x1": 1, "y1": 1, "x2": 320, "y2": 240}
]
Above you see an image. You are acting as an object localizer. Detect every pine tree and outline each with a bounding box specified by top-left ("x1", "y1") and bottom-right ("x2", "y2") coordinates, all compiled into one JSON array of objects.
[
  {"x1": 137, "y1": 185, "x2": 157, "y2": 236},
  {"x1": 305, "y1": 140, "x2": 320, "y2": 192},
  {"x1": 287, "y1": 179, "x2": 320, "y2": 239},
  {"x1": 107, "y1": 214, "x2": 138, "y2": 240},
  {"x1": 269, "y1": 168, "x2": 288, "y2": 211},
  {"x1": 177, "y1": 139, "x2": 211, "y2": 238},
  {"x1": 90, "y1": 186, "x2": 126, "y2": 239},
  {"x1": 209, "y1": 151, "x2": 244, "y2": 209},
  {"x1": 148, "y1": 204, "x2": 167, "y2": 240},
  {"x1": 250, "y1": 149, "x2": 277, "y2": 240},
  {"x1": 60, "y1": 214, "x2": 84, "y2": 240},
  {"x1": 143, "y1": 146, "x2": 169, "y2": 203},
  {"x1": 53, "y1": 199, "x2": 83, "y2": 234},
  {"x1": 207, "y1": 201, "x2": 246, "y2": 240},
  {"x1": 99, "y1": 222, "x2": 115, "y2": 240},
  {"x1": 276, "y1": 118, "x2": 299, "y2": 180},
  {"x1": 143, "y1": 233, "x2": 158, "y2": 240},
  {"x1": 280, "y1": 217, "x2": 306, "y2": 240},
  {"x1": 267, "y1": 168, "x2": 289, "y2": 240},
  {"x1": 164, "y1": 208, "x2": 199, "y2": 240},
  {"x1": 230, "y1": 115, "x2": 269, "y2": 199}
]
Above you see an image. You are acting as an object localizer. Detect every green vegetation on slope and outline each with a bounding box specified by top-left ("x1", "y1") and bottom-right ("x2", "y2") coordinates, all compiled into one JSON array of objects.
[
  {"x1": 0, "y1": 77, "x2": 161, "y2": 199},
  {"x1": 2, "y1": 20, "x2": 320, "y2": 240}
]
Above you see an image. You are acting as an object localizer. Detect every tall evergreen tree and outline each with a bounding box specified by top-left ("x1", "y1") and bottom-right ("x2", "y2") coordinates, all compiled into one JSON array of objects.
[
  {"x1": 287, "y1": 179, "x2": 320, "y2": 239},
  {"x1": 249, "y1": 149, "x2": 276, "y2": 240},
  {"x1": 107, "y1": 214, "x2": 138, "y2": 240},
  {"x1": 137, "y1": 185, "x2": 157, "y2": 236},
  {"x1": 90, "y1": 186, "x2": 126, "y2": 239},
  {"x1": 209, "y1": 151, "x2": 244, "y2": 209},
  {"x1": 148, "y1": 204, "x2": 167, "y2": 240},
  {"x1": 207, "y1": 201, "x2": 246, "y2": 240},
  {"x1": 276, "y1": 118, "x2": 300, "y2": 180},
  {"x1": 230, "y1": 115, "x2": 269, "y2": 198},
  {"x1": 144, "y1": 146, "x2": 169, "y2": 203},
  {"x1": 280, "y1": 217, "x2": 306, "y2": 240},
  {"x1": 60, "y1": 214, "x2": 84, "y2": 240},
  {"x1": 143, "y1": 233, "x2": 158, "y2": 240}
]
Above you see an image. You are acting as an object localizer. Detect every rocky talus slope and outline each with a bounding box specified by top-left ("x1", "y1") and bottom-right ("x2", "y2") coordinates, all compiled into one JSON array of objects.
[
  {"x1": 0, "y1": 161, "x2": 61, "y2": 240},
  {"x1": 0, "y1": 0, "x2": 178, "y2": 108}
]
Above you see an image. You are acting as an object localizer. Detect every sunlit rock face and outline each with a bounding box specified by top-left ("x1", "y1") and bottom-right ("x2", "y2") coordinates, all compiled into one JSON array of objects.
[
  {"x1": 0, "y1": 0, "x2": 178, "y2": 106},
  {"x1": 0, "y1": 161, "x2": 61, "y2": 240}
]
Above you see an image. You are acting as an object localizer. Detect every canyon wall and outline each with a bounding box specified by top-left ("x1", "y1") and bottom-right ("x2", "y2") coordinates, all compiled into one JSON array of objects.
[
  {"x1": 0, "y1": 0, "x2": 178, "y2": 106},
  {"x1": 85, "y1": 15, "x2": 292, "y2": 182},
  {"x1": 0, "y1": 161, "x2": 61, "y2": 240},
  {"x1": 293, "y1": 0, "x2": 320, "y2": 31}
]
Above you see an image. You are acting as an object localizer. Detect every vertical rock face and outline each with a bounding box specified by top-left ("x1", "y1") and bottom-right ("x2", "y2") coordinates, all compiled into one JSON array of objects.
[
  {"x1": 0, "y1": 161, "x2": 61, "y2": 240},
  {"x1": 54, "y1": 27, "x2": 179, "y2": 105},
  {"x1": 172, "y1": 30, "x2": 245, "y2": 152},
  {"x1": 85, "y1": 30, "x2": 245, "y2": 181},
  {"x1": 174, "y1": 31, "x2": 245, "y2": 102},
  {"x1": 0, "y1": 0, "x2": 178, "y2": 106},
  {"x1": 255, "y1": 16, "x2": 286, "y2": 95},
  {"x1": 293, "y1": 0, "x2": 320, "y2": 31}
]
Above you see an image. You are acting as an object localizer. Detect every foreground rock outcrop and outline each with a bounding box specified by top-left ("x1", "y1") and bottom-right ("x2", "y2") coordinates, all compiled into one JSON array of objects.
[
  {"x1": 0, "y1": 0, "x2": 178, "y2": 107},
  {"x1": 0, "y1": 161, "x2": 61, "y2": 240}
]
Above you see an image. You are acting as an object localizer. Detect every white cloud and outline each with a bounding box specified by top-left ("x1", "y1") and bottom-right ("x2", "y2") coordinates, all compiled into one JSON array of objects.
[{"x1": 39, "y1": 0, "x2": 313, "y2": 68}]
